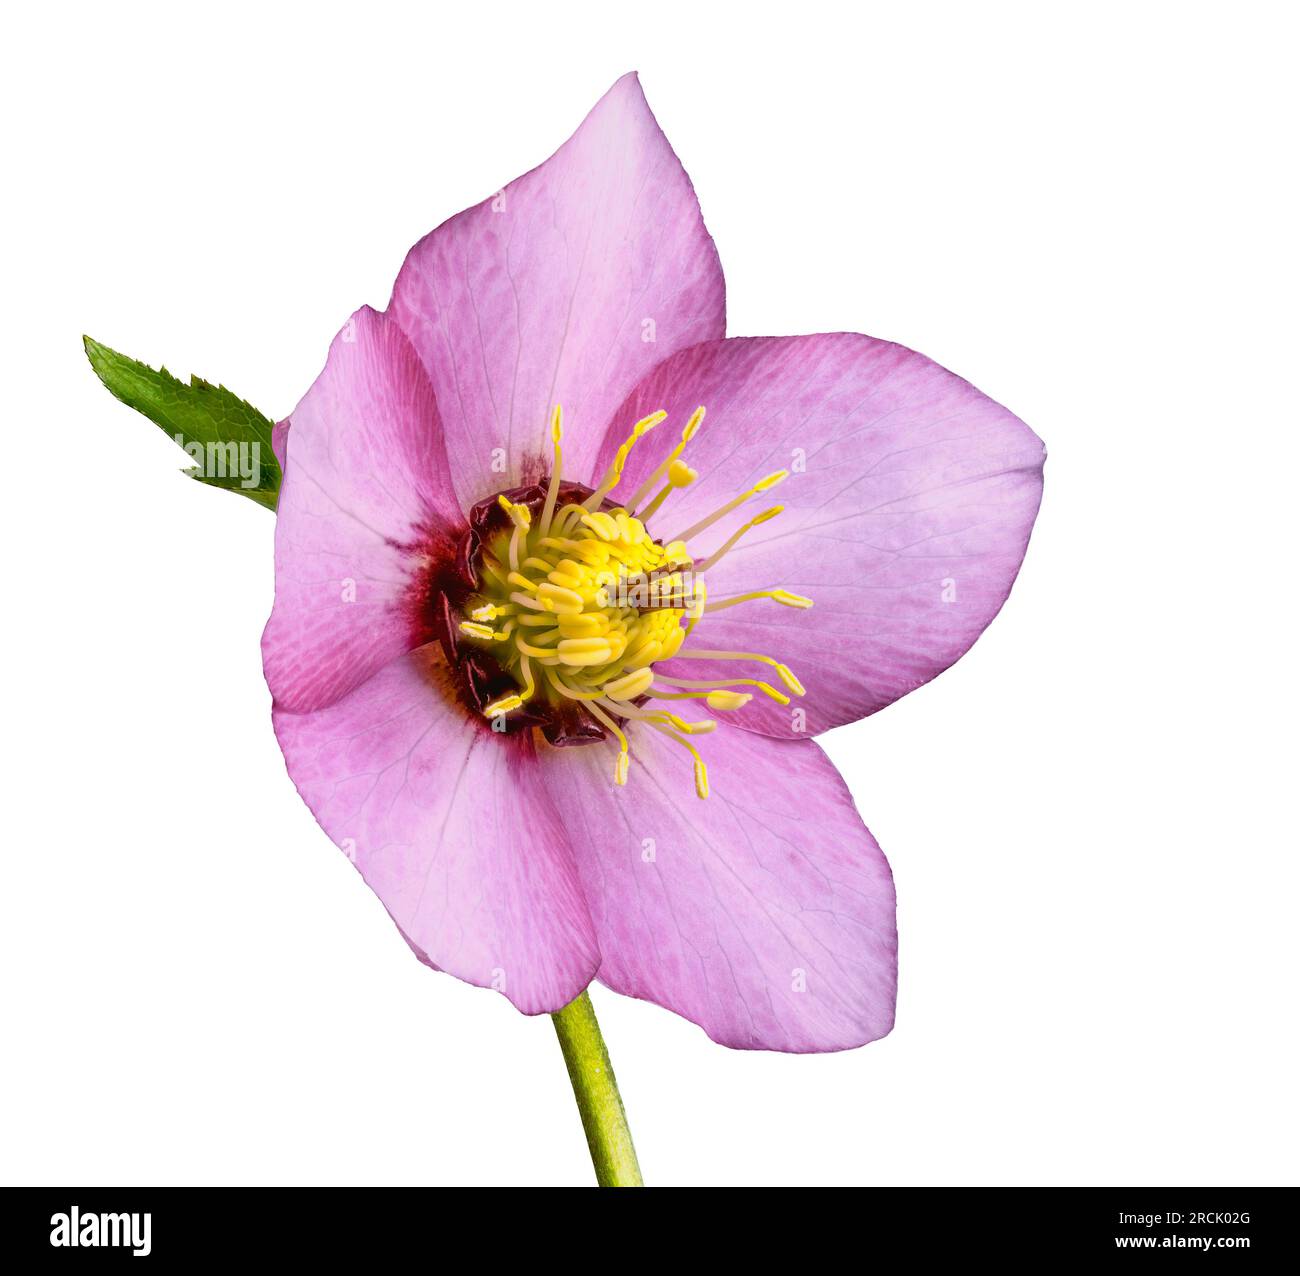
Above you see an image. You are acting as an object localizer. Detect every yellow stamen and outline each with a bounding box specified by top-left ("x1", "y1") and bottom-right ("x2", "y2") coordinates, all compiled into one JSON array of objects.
[
  {"x1": 551, "y1": 502, "x2": 588, "y2": 537},
  {"x1": 778, "y1": 666, "x2": 806, "y2": 696},
  {"x1": 669, "y1": 459, "x2": 698, "y2": 487},
  {"x1": 587, "y1": 701, "x2": 631, "y2": 785},
  {"x1": 653, "y1": 674, "x2": 791, "y2": 704},
  {"x1": 703, "y1": 589, "x2": 814, "y2": 613},
  {"x1": 636, "y1": 485, "x2": 673, "y2": 523},
  {"x1": 603, "y1": 667, "x2": 655, "y2": 701},
  {"x1": 583, "y1": 410, "x2": 667, "y2": 510},
  {"x1": 498, "y1": 497, "x2": 532, "y2": 573},
  {"x1": 498, "y1": 494, "x2": 531, "y2": 529},
  {"x1": 694, "y1": 505, "x2": 784, "y2": 572},
  {"x1": 544, "y1": 667, "x2": 604, "y2": 701},
  {"x1": 670, "y1": 470, "x2": 788, "y2": 545},
  {"x1": 538, "y1": 404, "x2": 565, "y2": 536},
  {"x1": 626, "y1": 407, "x2": 705, "y2": 513},
  {"x1": 636, "y1": 459, "x2": 699, "y2": 524},
  {"x1": 460, "y1": 402, "x2": 809, "y2": 800},
  {"x1": 684, "y1": 578, "x2": 707, "y2": 637},
  {"x1": 579, "y1": 511, "x2": 618, "y2": 542},
  {"x1": 599, "y1": 698, "x2": 708, "y2": 736},
  {"x1": 646, "y1": 721, "x2": 710, "y2": 799},
  {"x1": 645, "y1": 687, "x2": 741, "y2": 707},
  {"x1": 676, "y1": 649, "x2": 805, "y2": 695},
  {"x1": 518, "y1": 655, "x2": 536, "y2": 704},
  {"x1": 557, "y1": 637, "x2": 615, "y2": 667},
  {"x1": 535, "y1": 581, "x2": 585, "y2": 614},
  {"x1": 459, "y1": 621, "x2": 503, "y2": 642}
]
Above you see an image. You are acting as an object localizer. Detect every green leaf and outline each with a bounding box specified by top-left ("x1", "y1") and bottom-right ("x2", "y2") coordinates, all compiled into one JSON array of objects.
[{"x1": 83, "y1": 335, "x2": 281, "y2": 510}]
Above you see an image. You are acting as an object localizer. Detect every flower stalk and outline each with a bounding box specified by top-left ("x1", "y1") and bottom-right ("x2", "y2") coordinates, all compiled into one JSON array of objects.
[{"x1": 551, "y1": 990, "x2": 643, "y2": 1187}]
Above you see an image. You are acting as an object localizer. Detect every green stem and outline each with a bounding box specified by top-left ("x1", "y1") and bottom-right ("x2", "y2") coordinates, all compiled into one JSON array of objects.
[{"x1": 551, "y1": 990, "x2": 643, "y2": 1186}]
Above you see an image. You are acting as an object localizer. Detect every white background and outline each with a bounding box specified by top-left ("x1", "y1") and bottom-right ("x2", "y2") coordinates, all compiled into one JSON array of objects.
[{"x1": 2, "y1": 1, "x2": 1296, "y2": 1187}]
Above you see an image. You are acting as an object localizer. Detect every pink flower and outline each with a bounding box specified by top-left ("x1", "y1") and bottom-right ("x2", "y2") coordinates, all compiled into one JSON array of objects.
[{"x1": 263, "y1": 74, "x2": 1044, "y2": 1052}]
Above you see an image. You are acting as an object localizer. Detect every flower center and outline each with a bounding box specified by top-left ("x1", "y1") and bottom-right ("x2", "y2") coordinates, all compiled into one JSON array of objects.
[{"x1": 454, "y1": 405, "x2": 810, "y2": 797}]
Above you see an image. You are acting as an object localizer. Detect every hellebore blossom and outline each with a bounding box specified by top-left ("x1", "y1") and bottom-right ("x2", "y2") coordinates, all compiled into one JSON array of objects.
[
  {"x1": 264, "y1": 70, "x2": 1044, "y2": 1048},
  {"x1": 88, "y1": 72, "x2": 1043, "y2": 1184}
]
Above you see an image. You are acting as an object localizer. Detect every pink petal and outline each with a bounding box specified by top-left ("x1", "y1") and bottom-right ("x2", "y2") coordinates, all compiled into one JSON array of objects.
[
  {"x1": 540, "y1": 724, "x2": 897, "y2": 1051},
  {"x1": 262, "y1": 307, "x2": 463, "y2": 713},
  {"x1": 599, "y1": 335, "x2": 1045, "y2": 735},
  {"x1": 273, "y1": 645, "x2": 600, "y2": 1014},
  {"x1": 388, "y1": 72, "x2": 725, "y2": 511},
  {"x1": 271, "y1": 417, "x2": 290, "y2": 471}
]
